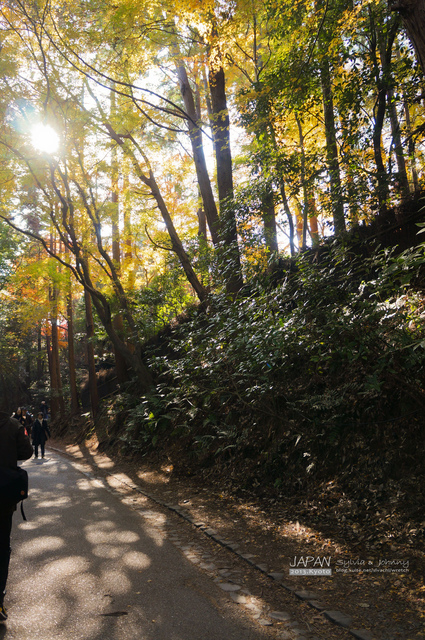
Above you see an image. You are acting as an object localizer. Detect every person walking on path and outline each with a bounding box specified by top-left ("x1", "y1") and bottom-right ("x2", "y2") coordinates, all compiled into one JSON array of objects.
[
  {"x1": 11, "y1": 408, "x2": 21, "y2": 422},
  {"x1": 31, "y1": 413, "x2": 51, "y2": 459},
  {"x1": 39, "y1": 400, "x2": 49, "y2": 421},
  {"x1": 20, "y1": 408, "x2": 33, "y2": 438},
  {"x1": 0, "y1": 408, "x2": 33, "y2": 621}
]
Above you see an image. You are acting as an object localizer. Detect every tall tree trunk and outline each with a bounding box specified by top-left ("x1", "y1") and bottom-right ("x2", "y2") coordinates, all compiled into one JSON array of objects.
[
  {"x1": 279, "y1": 182, "x2": 296, "y2": 256},
  {"x1": 46, "y1": 332, "x2": 57, "y2": 418},
  {"x1": 65, "y1": 247, "x2": 80, "y2": 416},
  {"x1": 295, "y1": 115, "x2": 309, "y2": 250},
  {"x1": 403, "y1": 94, "x2": 419, "y2": 191},
  {"x1": 49, "y1": 296, "x2": 65, "y2": 417},
  {"x1": 387, "y1": 87, "x2": 410, "y2": 197},
  {"x1": 262, "y1": 189, "x2": 279, "y2": 254},
  {"x1": 295, "y1": 202, "x2": 304, "y2": 249},
  {"x1": 37, "y1": 322, "x2": 43, "y2": 380},
  {"x1": 76, "y1": 251, "x2": 153, "y2": 392},
  {"x1": 319, "y1": 55, "x2": 346, "y2": 234},
  {"x1": 84, "y1": 288, "x2": 99, "y2": 418},
  {"x1": 175, "y1": 59, "x2": 221, "y2": 245},
  {"x1": 267, "y1": 121, "x2": 295, "y2": 255},
  {"x1": 122, "y1": 162, "x2": 137, "y2": 289},
  {"x1": 110, "y1": 88, "x2": 130, "y2": 384},
  {"x1": 308, "y1": 197, "x2": 320, "y2": 247},
  {"x1": 66, "y1": 286, "x2": 80, "y2": 416},
  {"x1": 373, "y1": 87, "x2": 390, "y2": 208},
  {"x1": 197, "y1": 206, "x2": 207, "y2": 238},
  {"x1": 207, "y1": 39, "x2": 244, "y2": 293},
  {"x1": 146, "y1": 172, "x2": 208, "y2": 302},
  {"x1": 370, "y1": 8, "x2": 400, "y2": 208},
  {"x1": 25, "y1": 354, "x2": 31, "y2": 389},
  {"x1": 114, "y1": 135, "x2": 208, "y2": 304},
  {"x1": 49, "y1": 233, "x2": 65, "y2": 417}
]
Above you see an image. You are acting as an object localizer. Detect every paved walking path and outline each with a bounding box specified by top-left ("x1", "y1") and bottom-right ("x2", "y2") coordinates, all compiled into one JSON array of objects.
[{"x1": 2, "y1": 451, "x2": 276, "y2": 640}]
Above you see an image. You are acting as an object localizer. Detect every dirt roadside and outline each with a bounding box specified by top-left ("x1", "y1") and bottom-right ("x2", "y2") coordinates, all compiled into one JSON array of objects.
[{"x1": 47, "y1": 437, "x2": 424, "y2": 640}]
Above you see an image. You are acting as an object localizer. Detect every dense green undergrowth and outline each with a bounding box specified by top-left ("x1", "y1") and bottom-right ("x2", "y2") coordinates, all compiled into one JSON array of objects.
[{"x1": 85, "y1": 240, "x2": 425, "y2": 510}]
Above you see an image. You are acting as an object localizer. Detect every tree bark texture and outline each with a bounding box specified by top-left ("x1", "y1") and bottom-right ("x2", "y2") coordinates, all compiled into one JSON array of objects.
[
  {"x1": 110, "y1": 145, "x2": 129, "y2": 383},
  {"x1": 391, "y1": 0, "x2": 425, "y2": 76},
  {"x1": 372, "y1": 86, "x2": 390, "y2": 208},
  {"x1": 176, "y1": 61, "x2": 221, "y2": 245},
  {"x1": 387, "y1": 87, "x2": 410, "y2": 197},
  {"x1": 370, "y1": 9, "x2": 400, "y2": 208},
  {"x1": 84, "y1": 288, "x2": 99, "y2": 418},
  {"x1": 49, "y1": 234, "x2": 65, "y2": 417},
  {"x1": 66, "y1": 277, "x2": 80, "y2": 415},
  {"x1": 262, "y1": 190, "x2": 279, "y2": 254},
  {"x1": 37, "y1": 322, "x2": 44, "y2": 380},
  {"x1": 208, "y1": 47, "x2": 244, "y2": 293},
  {"x1": 403, "y1": 95, "x2": 419, "y2": 190},
  {"x1": 296, "y1": 115, "x2": 309, "y2": 250},
  {"x1": 77, "y1": 253, "x2": 153, "y2": 393},
  {"x1": 279, "y1": 182, "x2": 296, "y2": 256},
  {"x1": 319, "y1": 56, "x2": 346, "y2": 234}
]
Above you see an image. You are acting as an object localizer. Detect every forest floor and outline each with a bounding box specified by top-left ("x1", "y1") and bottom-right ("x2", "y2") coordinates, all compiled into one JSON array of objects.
[{"x1": 48, "y1": 434, "x2": 424, "y2": 640}]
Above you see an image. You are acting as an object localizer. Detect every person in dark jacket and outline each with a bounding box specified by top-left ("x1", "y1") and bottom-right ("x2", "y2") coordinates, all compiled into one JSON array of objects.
[
  {"x1": 20, "y1": 408, "x2": 32, "y2": 438},
  {"x1": 11, "y1": 408, "x2": 22, "y2": 422},
  {"x1": 0, "y1": 410, "x2": 33, "y2": 621},
  {"x1": 39, "y1": 400, "x2": 49, "y2": 420},
  {"x1": 31, "y1": 413, "x2": 51, "y2": 459}
]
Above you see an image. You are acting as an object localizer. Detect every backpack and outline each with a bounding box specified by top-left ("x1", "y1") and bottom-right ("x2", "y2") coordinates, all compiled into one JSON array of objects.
[{"x1": 0, "y1": 466, "x2": 29, "y2": 520}]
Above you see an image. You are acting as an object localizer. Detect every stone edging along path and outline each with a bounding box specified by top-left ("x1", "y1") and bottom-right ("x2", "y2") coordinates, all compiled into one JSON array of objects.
[{"x1": 48, "y1": 445, "x2": 375, "y2": 640}]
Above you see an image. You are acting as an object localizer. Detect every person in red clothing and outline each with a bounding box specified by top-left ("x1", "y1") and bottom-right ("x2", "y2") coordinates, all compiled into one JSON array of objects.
[{"x1": 0, "y1": 409, "x2": 33, "y2": 621}]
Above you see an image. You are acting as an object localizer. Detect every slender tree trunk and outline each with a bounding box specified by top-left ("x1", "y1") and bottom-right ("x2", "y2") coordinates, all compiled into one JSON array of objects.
[
  {"x1": 110, "y1": 202, "x2": 129, "y2": 384},
  {"x1": 295, "y1": 202, "x2": 304, "y2": 249},
  {"x1": 319, "y1": 55, "x2": 346, "y2": 234},
  {"x1": 373, "y1": 87, "x2": 390, "y2": 208},
  {"x1": 25, "y1": 355, "x2": 31, "y2": 388},
  {"x1": 308, "y1": 197, "x2": 320, "y2": 247},
  {"x1": 387, "y1": 87, "x2": 410, "y2": 197},
  {"x1": 49, "y1": 300, "x2": 65, "y2": 417},
  {"x1": 99, "y1": 107, "x2": 208, "y2": 305},
  {"x1": 370, "y1": 9, "x2": 399, "y2": 208},
  {"x1": 46, "y1": 333, "x2": 57, "y2": 418},
  {"x1": 207, "y1": 40, "x2": 243, "y2": 294},
  {"x1": 403, "y1": 94, "x2": 419, "y2": 191},
  {"x1": 65, "y1": 247, "x2": 80, "y2": 415},
  {"x1": 279, "y1": 182, "x2": 296, "y2": 256},
  {"x1": 49, "y1": 233, "x2": 65, "y2": 417},
  {"x1": 175, "y1": 59, "x2": 221, "y2": 245},
  {"x1": 296, "y1": 115, "x2": 309, "y2": 250},
  {"x1": 75, "y1": 250, "x2": 153, "y2": 392},
  {"x1": 37, "y1": 322, "x2": 43, "y2": 380},
  {"x1": 146, "y1": 173, "x2": 208, "y2": 302},
  {"x1": 197, "y1": 207, "x2": 207, "y2": 238},
  {"x1": 122, "y1": 162, "x2": 137, "y2": 289},
  {"x1": 66, "y1": 288, "x2": 80, "y2": 416},
  {"x1": 262, "y1": 190, "x2": 279, "y2": 254},
  {"x1": 110, "y1": 88, "x2": 130, "y2": 384},
  {"x1": 208, "y1": 65, "x2": 233, "y2": 208},
  {"x1": 84, "y1": 288, "x2": 99, "y2": 418},
  {"x1": 117, "y1": 137, "x2": 208, "y2": 303},
  {"x1": 267, "y1": 121, "x2": 295, "y2": 255}
]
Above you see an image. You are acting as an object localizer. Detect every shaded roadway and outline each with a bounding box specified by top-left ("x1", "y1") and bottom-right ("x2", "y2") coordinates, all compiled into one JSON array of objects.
[{"x1": 1, "y1": 451, "x2": 275, "y2": 640}]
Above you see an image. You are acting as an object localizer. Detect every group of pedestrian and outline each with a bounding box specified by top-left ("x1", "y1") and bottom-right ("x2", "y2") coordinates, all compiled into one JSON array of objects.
[{"x1": 11, "y1": 401, "x2": 50, "y2": 459}]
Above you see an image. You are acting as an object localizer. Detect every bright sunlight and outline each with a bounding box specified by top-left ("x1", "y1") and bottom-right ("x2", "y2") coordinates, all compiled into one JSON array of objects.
[{"x1": 31, "y1": 123, "x2": 59, "y2": 153}]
